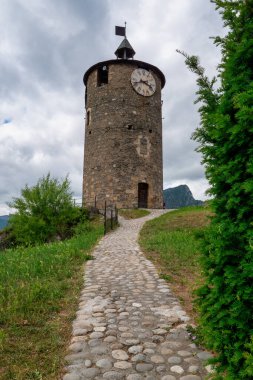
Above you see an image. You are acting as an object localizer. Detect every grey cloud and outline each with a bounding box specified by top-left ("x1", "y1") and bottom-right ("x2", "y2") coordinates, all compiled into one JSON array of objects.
[
  {"x1": 1, "y1": 0, "x2": 108, "y2": 98},
  {"x1": 0, "y1": 0, "x2": 224, "y2": 213}
]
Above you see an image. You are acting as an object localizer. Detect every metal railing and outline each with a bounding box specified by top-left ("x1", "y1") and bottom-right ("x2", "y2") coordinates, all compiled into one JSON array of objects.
[
  {"x1": 101, "y1": 201, "x2": 118, "y2": 235},
  {"x1": 75, "y1": 197, "x2": 119, "y2": 235},
  {"x1": 72, "y1": 198, "x2": 82, "y2": 207}
]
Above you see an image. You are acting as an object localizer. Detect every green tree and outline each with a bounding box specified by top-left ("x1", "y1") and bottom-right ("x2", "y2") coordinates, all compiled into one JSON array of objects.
[
  {"x1": 9, "y1": 173, "x2": 83, "y2": 246},
  {"x1": 178, "y1": 1, "x2": 253, "y2": 378}
]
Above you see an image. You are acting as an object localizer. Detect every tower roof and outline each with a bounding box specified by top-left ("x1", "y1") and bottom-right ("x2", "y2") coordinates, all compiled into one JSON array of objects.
[{"x1": 115, "y1": 37, "x2": 135, "y2": 59}]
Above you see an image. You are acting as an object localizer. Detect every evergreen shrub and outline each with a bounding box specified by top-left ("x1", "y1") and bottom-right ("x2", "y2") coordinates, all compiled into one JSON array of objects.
[{"x1": 179, "y1": 1, "x2": 253, "y2": 378}]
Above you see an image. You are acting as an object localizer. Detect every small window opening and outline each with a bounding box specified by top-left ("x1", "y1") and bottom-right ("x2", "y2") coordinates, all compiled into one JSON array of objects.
[
  {"x1": 127, "y1": 124, "x2": 133, "y2": 130},
  {"x1": 149, "y1": 129, "x2": 152, "y2": 133},
  {"x1": 89, "y1": 131, "x2": 91, "y2": 135},
  {"x1": 87, "y1": 110, "x2": 91, "y2": 126},
  {"x1": 85, "y1": 87, "x2": 87, "y2": 105},
  {"x1": 97, "y1": 65, "x2": 108, "y2": 86}
]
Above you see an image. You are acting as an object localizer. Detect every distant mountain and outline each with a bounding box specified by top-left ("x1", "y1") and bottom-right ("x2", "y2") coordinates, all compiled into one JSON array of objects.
[
  {"x1": 0, "y1": 215, "x2": 9, "y2": 230},
  {"x1": 163, "y1": 185, "x2": 204, "y2": 209}
]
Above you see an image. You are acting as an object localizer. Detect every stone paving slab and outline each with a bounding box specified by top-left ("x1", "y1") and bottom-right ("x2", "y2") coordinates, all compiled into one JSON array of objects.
[{"x1": 63, "y1": 210, "x2": 212, "y2": 380}]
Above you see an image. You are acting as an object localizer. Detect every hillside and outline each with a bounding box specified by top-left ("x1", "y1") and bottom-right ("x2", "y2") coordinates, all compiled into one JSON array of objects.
[
  {"x1": 163, "y1": 185, "x2": 203, "y2": 209},
  {"x1": 139, "y1": 206, "x2": 211, "y2": 318},
  {"x1": 0, "y1": 215, "x2": 9, "y2": 230}
]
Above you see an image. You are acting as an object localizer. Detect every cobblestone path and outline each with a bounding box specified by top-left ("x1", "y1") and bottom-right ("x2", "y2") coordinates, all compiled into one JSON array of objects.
[{"x1": 63, "y1": 210, "x2": 212, "y2": 380}]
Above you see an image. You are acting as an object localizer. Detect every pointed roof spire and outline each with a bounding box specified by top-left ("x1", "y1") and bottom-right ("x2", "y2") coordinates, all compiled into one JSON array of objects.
[
  {"x1": 114, "y1": 22, "x2": 135, "y2": 59},
  {"x1": 114, "y1": 37, "x2": 136, "y2": 59}
]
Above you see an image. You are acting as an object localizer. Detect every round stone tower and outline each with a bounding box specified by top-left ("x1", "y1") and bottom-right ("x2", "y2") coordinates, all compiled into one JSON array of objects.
[{"x1": 82, "y1": 34, "x2": 165, "y2": 209}]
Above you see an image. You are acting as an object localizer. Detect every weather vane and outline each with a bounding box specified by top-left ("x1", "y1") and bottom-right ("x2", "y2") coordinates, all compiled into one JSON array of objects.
[{"x1": 115, "y1": 22, "x2": 127, "y2": 37}]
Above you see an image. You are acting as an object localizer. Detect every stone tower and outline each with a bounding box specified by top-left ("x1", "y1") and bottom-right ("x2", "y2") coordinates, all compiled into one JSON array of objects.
[{"x1": 82, "y1": 33, "x2": 165, "y2": 209}]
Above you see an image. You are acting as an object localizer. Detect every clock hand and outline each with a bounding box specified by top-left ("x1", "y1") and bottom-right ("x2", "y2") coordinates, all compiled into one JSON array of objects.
[{"x1": 141, "y1": 80, "x2": 154, "y2": 91}]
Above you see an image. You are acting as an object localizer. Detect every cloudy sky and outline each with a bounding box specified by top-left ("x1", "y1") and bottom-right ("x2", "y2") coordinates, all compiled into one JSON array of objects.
[{"x1": 0, "y1": 0, "x2": 225, "y2": 214}]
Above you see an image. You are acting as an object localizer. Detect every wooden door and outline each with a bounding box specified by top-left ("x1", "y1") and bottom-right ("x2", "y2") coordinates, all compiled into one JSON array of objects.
[{"x1": 138, "y1": 183, "x2": 148, "y2": 208}]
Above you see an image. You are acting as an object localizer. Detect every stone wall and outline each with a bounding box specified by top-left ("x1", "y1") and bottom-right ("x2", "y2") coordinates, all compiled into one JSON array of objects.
[{"x1": 82, "y1": 60, "x2": 164, "y2": 209}]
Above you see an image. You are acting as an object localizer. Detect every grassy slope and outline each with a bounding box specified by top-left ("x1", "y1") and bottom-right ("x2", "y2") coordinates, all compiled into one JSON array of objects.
[
  {"x1": 139, "y1": 206, "x2": 211, "y2": 319},
  {"x1": 0, "y1": 221, "x2": 103, "y2": 380},
  {"x1": 119, "y1": 209, "x2": 150, "y2": 219}
]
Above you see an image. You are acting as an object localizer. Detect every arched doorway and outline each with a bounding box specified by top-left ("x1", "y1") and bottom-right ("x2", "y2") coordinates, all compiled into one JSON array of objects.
[{"x1": 138, "y1": 183, "x2": 148, "y2": 208}]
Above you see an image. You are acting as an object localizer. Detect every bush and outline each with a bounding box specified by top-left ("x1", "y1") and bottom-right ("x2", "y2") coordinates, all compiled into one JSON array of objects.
[
  {"x1": 179, "y1": 1, "x2": 253, "y2": 378},
  {"x1": 8, "y1": 174, "x2": 87, "y2": 246},
  {"x1": 0, "y1": 228, "x2": 16, "y2": 250}
]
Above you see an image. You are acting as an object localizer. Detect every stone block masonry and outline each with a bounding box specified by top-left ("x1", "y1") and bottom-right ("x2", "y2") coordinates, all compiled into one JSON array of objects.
[{"x1": 82, "y1": 59, "x2": 164, "y2": 209}]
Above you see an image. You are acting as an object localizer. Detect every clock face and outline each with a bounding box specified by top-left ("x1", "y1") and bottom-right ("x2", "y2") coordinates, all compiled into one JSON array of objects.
[{"x1": 131, "y1": 68, "x2": 156, "y2": 97}]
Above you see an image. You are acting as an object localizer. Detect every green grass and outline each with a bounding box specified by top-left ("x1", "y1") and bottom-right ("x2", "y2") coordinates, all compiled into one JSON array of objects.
[
  {"x1": 0, "y1": 220, "x2": 103, "y2": 380},
  {"x1": 139, "y1": 206, "x2": 211, "y2": 317},
  {"x1": 119, "y1": 209, "x2": 150, "y2": 219}
]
